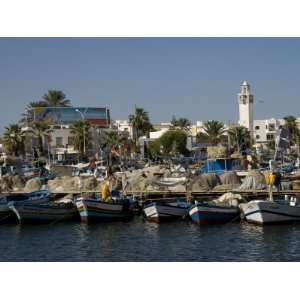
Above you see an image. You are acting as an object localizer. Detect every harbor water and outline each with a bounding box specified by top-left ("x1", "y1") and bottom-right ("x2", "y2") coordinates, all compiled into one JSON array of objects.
[{"x1": 1, "y1": 216, "x2": 300, "y2": 261}]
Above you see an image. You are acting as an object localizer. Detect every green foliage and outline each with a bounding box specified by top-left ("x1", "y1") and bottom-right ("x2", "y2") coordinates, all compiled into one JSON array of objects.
[
  {"x1": 148, "y1": 129, "x2": 188, "y2": 156},
  {"x1": 171, "y1": 116, "x2": 191, "y2": 131},
  {"x1": 228, "y1": 125, "x2": 251, "y2": 152},
  {"x1": 70, "y1": 120, "x2": 91, "y2": 154},
  {"x1": 284, "y1": 115, "x2": 298, "y2": 145},
  {"x1": 3, "y1": 124, "x2": 25, "y2": 156},
  {"x1": 30, "y1": 120, "x2": 52, "y2": 154},
  {"x1": 128, "y1": 106, "x2": 153, "y2": 146},
  {"x1": 197, "y1": 120, "x2": 226, "y2": 145},
  {"x1": 42, "y1": 90, "x2": 71, "y2": 107},
  {"x1": 103, "y1": 131, "x2": 129, "y2": 149}
]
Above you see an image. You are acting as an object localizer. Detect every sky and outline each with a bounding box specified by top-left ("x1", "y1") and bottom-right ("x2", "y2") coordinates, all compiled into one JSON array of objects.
[{"x1": 0, "y1": 37, "x2": 300, "y2": 132}]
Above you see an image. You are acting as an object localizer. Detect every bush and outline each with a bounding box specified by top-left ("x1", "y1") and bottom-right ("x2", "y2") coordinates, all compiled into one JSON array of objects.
[{"x1": 148, "y1": 129, "x2": 189, "y2": 156}]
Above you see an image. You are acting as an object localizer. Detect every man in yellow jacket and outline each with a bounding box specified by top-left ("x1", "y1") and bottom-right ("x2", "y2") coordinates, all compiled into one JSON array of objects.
[{"x1": 101, "y1": 180, "x2": 111, "y2": 202}]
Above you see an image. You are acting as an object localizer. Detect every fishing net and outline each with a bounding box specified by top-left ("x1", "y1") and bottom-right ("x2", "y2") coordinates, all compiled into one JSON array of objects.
[
  {"x1": 24, "y1": 178, "x2": 42, "y2": 192},
  {"x1": 191, "y1": 173, "x2": 221, "y2": 192},
  {"x1": 213, "y1": 171, "x2": 241, "y2": 191},
  {"x1": 210, "y1": 192, "x2": 246, "y2": 207},
  {"x1": 238, "y1": 170, "x2": 267, "y2": 190}
]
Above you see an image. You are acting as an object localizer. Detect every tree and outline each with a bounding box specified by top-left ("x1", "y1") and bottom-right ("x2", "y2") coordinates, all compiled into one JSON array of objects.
[
  {"x1": 103, "y1": 131, "x2": 127, "y2": 150},
  {"x1": 42, "y1": 90, "x2": 71, "y2": 107},
  {"x1": 128, "y1": 106, "x2": 153, "y2": 149},
  {"x1": 284, "y1": 115, "x2": 298, "y2": 145},
  {"x1": 198, "y1": 120, "x2": 226, "y2": 146},
  {"x1": 148, "y1": 129, "x2": 188, "y2": 156},
  {"x1": 3, "y1": 124, "x2": 25, "y2": 156},
  {"x1": 228, "y1": 125, "x2": 251, "y2": 152},
  {"x1": 171, "y1": 116, "x2": 191, "y2": 131},
  {"x1": 70, "y1": 120, "x2": 91, "y2": 155},
  {"x1": 30, "y1": 120, "x2": 52, "y2": 154}
]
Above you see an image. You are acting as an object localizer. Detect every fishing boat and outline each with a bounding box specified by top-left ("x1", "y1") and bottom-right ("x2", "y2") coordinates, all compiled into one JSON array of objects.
[
  {"x1": 8, "y1": 198, "x2": 78, "y2": 224},
  {"x1": 240, "y1": 198, "x2": 300, "y2": 225},
  {"x1": 143, "y1": 199, "x2": 190, "y2": 223},
  {"x1": 75, "y1": 195, "x2": 134, "y2": 223},
  {"x1": 0, "y1": 189, "x2": 50, "y2": 223},
  {"x1": 189, "y1": 202, "x2": 240, "y2": 225}
]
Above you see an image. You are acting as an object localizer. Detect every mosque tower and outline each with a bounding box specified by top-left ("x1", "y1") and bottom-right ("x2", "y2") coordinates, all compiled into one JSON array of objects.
[{"x1": 238, "y1": 80, "x2": 254, "y2": 136}]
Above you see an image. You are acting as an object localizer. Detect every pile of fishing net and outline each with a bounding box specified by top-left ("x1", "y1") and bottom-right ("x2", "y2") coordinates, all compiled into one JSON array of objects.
[
  {"x1": 123, "y1": 165, "x2": 175, "y2": 193},
  {"x1": 190, "y1": 173, "x2": 221, "y2": 192},
  {"x1": 210, "y1": 192, "x2": 246, "y2": 207},
  {"x1": 213, "y1": 171, "x2": 241, "y2": 191},
  {"x1": 238, "y1": 170, "x2": 267, "y2": 190},
  {"x1": 48, "y1": 176, "x2": 102, "y2": 193},
  {"x1": 24, "y1": 178, "x2": 42, "y2": 192},
  {"x1": 0, "y1": 175, "x2": 26, "y2": 192}
]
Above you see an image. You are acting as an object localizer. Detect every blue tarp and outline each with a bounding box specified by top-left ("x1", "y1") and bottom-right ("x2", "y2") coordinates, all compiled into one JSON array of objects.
[{"x1": 200, "y1": 159, "x2": 238, "y2": 175}]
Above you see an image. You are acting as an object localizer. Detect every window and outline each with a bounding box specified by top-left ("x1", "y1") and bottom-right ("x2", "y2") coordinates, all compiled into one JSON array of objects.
[
  {"x1": 255, "y1": 126, "x2": 260, "y2": 130},
  {"x1": 268, "y1": 124, "x2": 275, "y2": 131},
  {"x1": 256, "y1": 135, "x2": 260, "y2": 140},
  {"x1": 267, "y1": 134, "x2": 274, "y2": 141},
  {"x1": 67, "y1": 136, "x2": 74, "y2": 146},
  {"x1": 56, "y1": 137, "x2": 63, "y2": 147}
]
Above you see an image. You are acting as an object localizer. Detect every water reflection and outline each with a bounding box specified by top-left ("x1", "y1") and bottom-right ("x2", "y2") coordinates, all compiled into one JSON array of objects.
[{"x1": 1, "y1": 218, "x2": 300, "y2": 261}]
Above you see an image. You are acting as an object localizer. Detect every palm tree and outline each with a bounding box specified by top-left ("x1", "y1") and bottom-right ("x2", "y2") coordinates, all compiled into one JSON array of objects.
[
  {"x1": 128, "y1": 106, "x2": 152, "y2": 148},
  {"x1": 70, "y1": 120, "x2": 91, "y2": 155},
  {"x1": 199, "y1": 120, "x2": 226, "y2": 145},
  {"x1": 3, "y1": 124, "x2": 25, "y2": 156},
  {"x1": 30, "y1": 120, "x2": 52, "y2": 154},
  {"x1": 228, "y1": 125, "x2": 251, "y2": 152},
  {"x1": 284, "y1": 115, "x2": 298, "y2": 145},
  {"x1": 103, "y1": 131, "x2": 126, "y2": 150},
  {"x1": 171, "y1": 116, "x2": 191, "y2": 131},
  {"x1": 42, "y1": 90, "x2": 71, "y2": 107}
]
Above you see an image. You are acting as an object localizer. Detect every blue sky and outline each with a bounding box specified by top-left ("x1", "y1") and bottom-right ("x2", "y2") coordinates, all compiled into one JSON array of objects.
[{"x1": 0, "y1": 37, "x2": 299, "y2": 132}]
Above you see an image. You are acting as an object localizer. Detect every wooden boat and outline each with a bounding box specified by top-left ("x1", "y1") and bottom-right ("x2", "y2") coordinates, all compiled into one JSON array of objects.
[
  {"x1": 240, "y1": 199, "x2": 300, "y2": 225},
  {"x1": 0, "y1": 190, "x2": 50, "y2": 223},
  {"x1": 75, "y1": 196, "x2": 134, "y2": 223},
  {"x1": 189, "y1": 203, "x2": 240, "y2": 224},
  {"x1": 8, "y1": 200, "x2": 78, "y2": 224},
  {"x1": 143, "y1": 199, "x2": 190, "y2": 223}
]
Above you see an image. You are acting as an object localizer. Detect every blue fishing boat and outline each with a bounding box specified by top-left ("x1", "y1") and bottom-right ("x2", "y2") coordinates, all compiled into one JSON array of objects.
[
  {"x1": 189, "y1": 202, "x2": 240, "y2": 224},
  {"x1": 0, "y1": 189, "x2": 50, "y2": 223},
  {"x1": 8, "y1": 200, "x2": 78, "y2": 224},
  {"x1": 75, "y1": 195, "x2": 134, "y2": 223}
]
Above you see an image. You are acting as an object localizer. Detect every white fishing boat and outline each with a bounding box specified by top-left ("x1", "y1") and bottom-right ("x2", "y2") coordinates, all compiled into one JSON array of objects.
[
  {"x1": 240, "y1": 198, "x2": 300, "y2": 225},
  {"x1": 143, "y1": 199, "x2": 190, "y2": 222},
  {"x1": 240, "y1": 130, "x2": 300, "y2": 225}
]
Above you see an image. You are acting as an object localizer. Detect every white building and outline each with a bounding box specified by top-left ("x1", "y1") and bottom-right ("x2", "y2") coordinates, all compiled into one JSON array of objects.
[
  {"x1": 253, "y1": 118, "x2": 285, "y2": 144},
  {"x1": 113, "y1": 120, "x2": 133, "y2": 138},
  {"x1": 238, "y1": 80, "x2": 254, "y2": 137}
]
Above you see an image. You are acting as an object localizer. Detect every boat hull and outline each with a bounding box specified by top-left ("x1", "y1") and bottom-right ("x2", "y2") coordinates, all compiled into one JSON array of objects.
[
  {"x1": 8, "y1": 203, "x2": 78, "y2": 224},
  {"x1": 240, "y1": 200, "x2": 300, "y2": 225},
  {"x1": 0, "y1": 190, "x2": 50, "y2": 224},
  {"x1": 75, "y1": 198, "x2": 133, "y2": 223},
  {"x1": 143, "y1": 202, "x2": 189, "y2": 223},
  {"x1": 0, "y1": 206, "x2": 17, "y2": 223},
  {"x1": 189, "y1": 204, "x2": 240, "y2": 224}
]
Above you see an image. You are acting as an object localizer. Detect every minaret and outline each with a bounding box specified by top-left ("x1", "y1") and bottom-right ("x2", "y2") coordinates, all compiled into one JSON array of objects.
[{"x1": 238, "y1": 80, "x2": 254, "y2": 136}]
